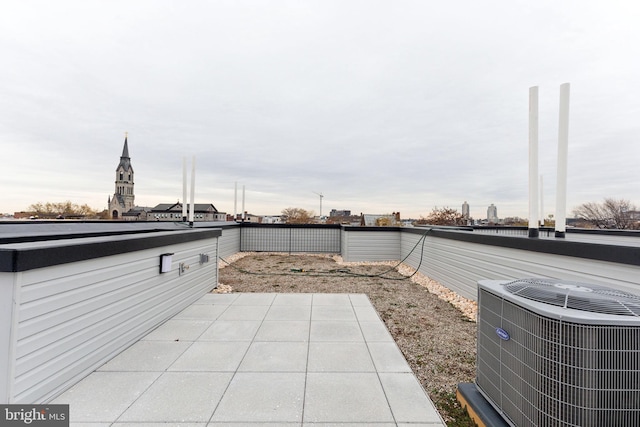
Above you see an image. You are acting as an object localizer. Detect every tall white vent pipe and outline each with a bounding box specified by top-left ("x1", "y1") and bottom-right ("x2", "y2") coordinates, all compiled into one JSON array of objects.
[
  {"x1": 555, "y1": 83, "x2": 570, "y2": 238},
  {"x1": 540, "y1": 174, "x2": 544, "y2": 227},
  {"x1": 528, "y1": 86, "x2": 540, "y2": 238},
  {"x1": 242, "y1": 185, "x2": 246, "y2": 221},
  {"x1": 189, "y1": 156, "x2": 195, "y2": 225},
  {"x1": 234, "y1": 182, "x2": 238, "y2": 221},
  {"x1": 182, "y1": 157, "x2": 187, "y2": 222}
]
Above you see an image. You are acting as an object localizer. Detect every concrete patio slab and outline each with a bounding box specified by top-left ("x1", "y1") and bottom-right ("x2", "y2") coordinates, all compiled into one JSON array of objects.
[
  {"x1": 53, "y1": 292, "x2": 446, "y2": 426},
  {"x1": 307, "y1": 342, "x2": 376, "y2": 372},
  {"x1": 254, "y1": 320, "x2": 310, "y2": 341},
  {"x1": 210, "y1": 372, "x2": 305, "y2": 423},
  {"x1": 238, "y1": 341, "x2": 308, "y2": 372},
  {"x1": 118, "y1": 372, "x2": 233, "y2": 422},
  {"x1": 97, "y1": 340, "x2": 191, "y2": 371},
  {"x1": 309, "y1": 320, "x2": 364, "y2": 342},
  {"x1": 303, "y1": 372, "x2": 394, "y2": 423},
  {"x1": 265, "y1": 304, "x2": 312, "y2": 320},
  {"x1": 199, "y1": 320, "x2": 261, "y2": 341},
  {"x1": 311, "y1": 305, "x2": 357, "y2": 321}
]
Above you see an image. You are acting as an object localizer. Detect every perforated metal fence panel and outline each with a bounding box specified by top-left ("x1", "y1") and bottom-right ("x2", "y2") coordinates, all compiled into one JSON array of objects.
[{"x1": 239, "y1": 225, "x2": 341, "y2": 253}]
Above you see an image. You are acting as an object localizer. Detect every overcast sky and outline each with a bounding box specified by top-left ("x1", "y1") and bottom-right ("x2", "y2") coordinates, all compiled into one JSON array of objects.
[{"x1": 1, "y1": 1, "x2": 638, "y2": 220}]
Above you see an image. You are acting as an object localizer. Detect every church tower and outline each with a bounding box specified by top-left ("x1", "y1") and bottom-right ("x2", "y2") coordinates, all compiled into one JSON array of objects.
[{"x1": 108, "y1": 135, "x2": 135, "y2": 219}]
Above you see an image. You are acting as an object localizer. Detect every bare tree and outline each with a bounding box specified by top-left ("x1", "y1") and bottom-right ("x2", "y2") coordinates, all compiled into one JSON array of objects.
[
  {"x1": 28, "y1": 201, "x2": 99, "y2": 218},
  {"x1": 572, "y1": 198, "x2": 636, "y2": 229},
  {"x1": 281, "y1": 207, "x2": 315, "y2": 224},
  {"x1": 416, "y1": 207, "x2": 466, "y2": 226}
]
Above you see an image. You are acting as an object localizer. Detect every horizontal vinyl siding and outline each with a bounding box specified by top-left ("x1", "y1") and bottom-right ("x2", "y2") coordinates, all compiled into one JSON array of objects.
[
  {"x1": 342, "y1": 229, "x2": 401, "y2": 262},
  {"x1": 12, "y1": 238, "x2": 218, "y2": 403},
  {"x1": 401, "y1": 231, "x2": 640, "y2": 301},
  {"x1": 0, "y1": 273, "x2": 15, "y2": 404},
  {"x1": 218, "y1": 226, "x2": 241, "y2": 260}
]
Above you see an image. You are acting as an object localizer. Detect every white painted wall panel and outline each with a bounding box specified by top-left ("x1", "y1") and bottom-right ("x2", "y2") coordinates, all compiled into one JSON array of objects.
[
  {"x1": 401, "y1": 232, "x2": 640, "y2": 301},
  {"x1": 0, "y1": 273, "x2": 18, "y2": 404},
  {"x1": 218, "y1": 226, "x2": 240, "y2": 260},
  {"x1": 9, "y1": 236, "x2": 218, "y2": 404},
  {"x1": 341, "y1": 230, "x2": 400, "y2": 262}
]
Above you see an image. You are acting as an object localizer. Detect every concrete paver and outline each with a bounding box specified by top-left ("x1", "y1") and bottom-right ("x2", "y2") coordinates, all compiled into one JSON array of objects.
[{"x1": 53, "y1": 293, "x2": 446, "y2": 426}]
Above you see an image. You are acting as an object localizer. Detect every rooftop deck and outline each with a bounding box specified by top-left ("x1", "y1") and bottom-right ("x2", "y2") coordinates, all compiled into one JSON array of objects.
[{"x1": 53, "y1": 292, "x2": 445, "y2": 426}]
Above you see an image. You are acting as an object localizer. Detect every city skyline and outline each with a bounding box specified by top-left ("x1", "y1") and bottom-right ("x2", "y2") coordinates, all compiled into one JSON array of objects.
[
  {"x1": 2, "y1": 1, "x2": 639, "y2": 219},
  {"x1": 1, "y1": 134, "x2": 622, "y2": 221}
]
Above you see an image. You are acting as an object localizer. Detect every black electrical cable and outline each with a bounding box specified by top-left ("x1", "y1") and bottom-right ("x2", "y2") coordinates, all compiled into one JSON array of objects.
[{"x1": 218, "y1": 228, "x2": 432, "y2": 281}]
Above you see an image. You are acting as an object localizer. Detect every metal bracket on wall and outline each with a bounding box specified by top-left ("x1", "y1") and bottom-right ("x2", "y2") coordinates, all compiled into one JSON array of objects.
[{"x1": 179, "y1": 262, "x2": 190, "y2": 275}]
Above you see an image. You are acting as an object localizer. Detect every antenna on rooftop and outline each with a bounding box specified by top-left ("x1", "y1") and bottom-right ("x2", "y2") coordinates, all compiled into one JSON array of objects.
[{"x1": 312, "y1": 191, "x2": 324, "y2": 217}]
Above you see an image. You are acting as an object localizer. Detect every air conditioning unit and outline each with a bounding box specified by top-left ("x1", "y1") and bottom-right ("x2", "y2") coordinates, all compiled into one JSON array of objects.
[{"x1": 476, "y1": 278, "x2": 640, "y2": 427}]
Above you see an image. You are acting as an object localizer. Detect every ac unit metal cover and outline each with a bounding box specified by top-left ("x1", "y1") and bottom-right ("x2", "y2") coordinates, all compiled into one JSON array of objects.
[{"x1": 476, "y1": 279, "x2": 640, "y2": 427}]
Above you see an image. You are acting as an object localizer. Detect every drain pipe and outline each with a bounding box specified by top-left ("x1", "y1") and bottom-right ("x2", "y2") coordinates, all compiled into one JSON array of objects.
[
  {"x1": 528, "y1": 86, "x2": 540, "y2": 238},
  {"x1": 555, "y1": 83, "x2": 570, "y2": 238}
]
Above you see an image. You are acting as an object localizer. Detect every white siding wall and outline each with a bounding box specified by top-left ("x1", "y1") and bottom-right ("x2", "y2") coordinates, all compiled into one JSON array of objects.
[
  {"x1": 341, "y1": 229, "x2": 401, "y2": 262},
  {"x1": 218, "y1": 225, "x2": 241, "y2": 260},
  {"x1": 401, "y1": 232, "x2": 640, "y2": 301},
  {"x1": 0, "y1": 273, "x2": 16, "y2": 404},
  {"x1": 3, "y1": 236, "x2": 218, "y2": 404}
]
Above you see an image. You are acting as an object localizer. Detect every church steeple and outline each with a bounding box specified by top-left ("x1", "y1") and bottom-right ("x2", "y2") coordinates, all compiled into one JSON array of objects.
[
  {"x1": 118, "y1": 133, "x2": 132, "y2": 173},
  {"x1": 121, "y1": 132, "x2": 130, "y2": 158},
  {"x1": 109, "y1": 133, "x2": 135, "y2": 219}
]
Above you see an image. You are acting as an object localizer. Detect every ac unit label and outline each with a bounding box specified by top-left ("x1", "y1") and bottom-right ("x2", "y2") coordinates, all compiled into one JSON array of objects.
[{"x1": 496, "y1": 328, "x2": 510, "y2": 341}]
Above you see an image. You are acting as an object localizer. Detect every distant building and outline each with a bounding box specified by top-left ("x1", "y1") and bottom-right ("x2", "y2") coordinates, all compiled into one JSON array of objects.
[
  {"x1": 261, "y1": 216, "x2": 283, "y2": 224},
  {"x1": 330, "y1": 209, "x2": 351, "y2": 217},
  {"x1": 462, "y1": 201, "x2": 470, "y2": 219},
  {"x1": 108, "y1": 136, "x2": 135, "y2": 219},
  {"x1": 487, "y1": 204, "x2": 498, "y2": 223},
  {"x1": 105, "y1": 136, "x2": 228, "y2": 222},
  {"x1": 233, "y1": 212, "x2": 261, "y2": 223},
  {"x1": 361, "y1": 212, "x2": 401, "y2": 227},
  {"x1": 122, "y1": 206, "x2": 152, "y2": 221},
  {"x1": 150, "y1": 202, "x2": 226, "y2": 221}
]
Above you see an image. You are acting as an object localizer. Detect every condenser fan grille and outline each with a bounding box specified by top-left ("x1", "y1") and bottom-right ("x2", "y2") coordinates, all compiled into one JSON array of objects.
[{"x1": 504, "y1": 278, "x2": 640, "y2": 316}]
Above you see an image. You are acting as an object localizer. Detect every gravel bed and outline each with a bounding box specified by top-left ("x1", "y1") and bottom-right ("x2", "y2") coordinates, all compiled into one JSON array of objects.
[{"x1": 217, "y1": 252, "x2": 477, "y2": 426}]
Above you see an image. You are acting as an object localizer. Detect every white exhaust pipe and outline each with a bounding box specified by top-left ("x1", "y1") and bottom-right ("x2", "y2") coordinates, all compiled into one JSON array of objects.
[
  {"x1": 555, "y1": 83, "x2": 570, "y2": 237},
  {"x1": 528, "y1": 86, "x2": 539, "y2": 238}
]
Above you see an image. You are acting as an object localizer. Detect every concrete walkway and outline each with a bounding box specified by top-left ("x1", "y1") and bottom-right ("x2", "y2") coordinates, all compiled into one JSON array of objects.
[{"x1": 54, "y1": 293, "x2": 446, "y2": 426}]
